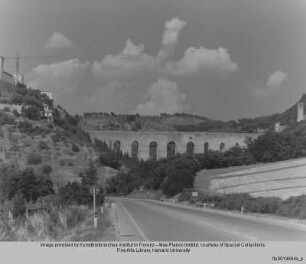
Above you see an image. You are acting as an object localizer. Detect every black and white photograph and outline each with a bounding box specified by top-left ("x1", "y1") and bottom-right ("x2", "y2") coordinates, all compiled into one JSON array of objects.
[{"x1": 0, "y1": 0, "x2": 306, "y2": 263}]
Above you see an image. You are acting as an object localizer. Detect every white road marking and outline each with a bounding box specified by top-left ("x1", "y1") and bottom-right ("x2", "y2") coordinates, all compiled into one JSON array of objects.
[
  {"x1": 125, "y1": 200, "x2": 257, "y2": 241},
  {"x1": 195, "y1": 220, "x2": 258, "y2": 241},
  {"x1": 120, "y1": 202, "x2": 149, "y2": 241}
]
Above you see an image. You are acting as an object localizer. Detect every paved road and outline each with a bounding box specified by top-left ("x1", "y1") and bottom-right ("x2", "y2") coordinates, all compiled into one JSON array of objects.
[{"x1": 112, "y1": 198, "x2": 306, "y2": 241}]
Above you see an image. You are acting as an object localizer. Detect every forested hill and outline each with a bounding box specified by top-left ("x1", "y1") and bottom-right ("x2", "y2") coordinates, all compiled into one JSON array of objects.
[{"x1": 83, "y1": 94, "x2": 306, "y2": 133}]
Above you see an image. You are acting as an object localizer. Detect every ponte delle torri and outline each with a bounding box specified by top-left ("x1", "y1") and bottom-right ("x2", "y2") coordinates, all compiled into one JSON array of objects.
[
  {"x1": 88, "y1": 130, "x2": 260, "y2": 161},
  {"x1": 85, "y1": 96, "x2": 306, "y2": 161}
]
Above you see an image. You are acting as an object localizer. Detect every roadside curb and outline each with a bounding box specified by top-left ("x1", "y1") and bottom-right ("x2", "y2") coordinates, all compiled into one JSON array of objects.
[
  {"x1": 110, "y1": 197, "x2": 306, "y2": 232},
  {"x1": 108, "y1": 202, "x2": 121, "y2": 241}
]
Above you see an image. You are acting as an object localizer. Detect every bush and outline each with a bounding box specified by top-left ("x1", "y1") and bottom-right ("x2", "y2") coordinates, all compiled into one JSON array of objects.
[
  {"x1": 276, "y1": 196, "x2": 306, "y2": 219},
  {"x1": 66, "y1": 207, "x2": 87, "y2": 228},
  {"x1": 248, "y1": 131, "x2": 306, "y2": 163},
  {"x1": 12, "y1": 109, "x2": 20, "y2": 117},
  {"x1": 18, "y1": 121, "x2": 33, "y2": 134},
  {"x1": 42, "y1": 164, "x2": 53, "y2": 177},
  {"x1": 71, "y1": 143, "x2": 80, "y2": 152},
  {"x1": 7, "y1": 168, "x2": 54, "y2": 203},
  {"x1": 0, "y1": 112, "x2": 15, "y2": 125},
  {"x1": 99, "y1": 152, "x2": 122, "y2": 169},
  {"x1": 38, "y1": 140, "x2": 49, "y2": 150},
  {"x1": 22, "y1": 105, "x2": 43, "y2": 120},
  {"x1": 27, "y1": 153, "x2": 42, "y2": 165},
  {"x1": 12, "y1": 192, "x2": 26, "y2": 217},
  {"x1": 3, "y1": 106, "x2": 10, "y2": 112}
]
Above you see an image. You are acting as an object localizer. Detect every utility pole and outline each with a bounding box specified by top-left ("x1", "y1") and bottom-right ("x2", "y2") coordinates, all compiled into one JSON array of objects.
[
  {"x1": 15, "y1": 52, "x2": 20, "y2": 80},
  {"x1": 93, "y1": 185, "x2": 97, "y2": 228}
]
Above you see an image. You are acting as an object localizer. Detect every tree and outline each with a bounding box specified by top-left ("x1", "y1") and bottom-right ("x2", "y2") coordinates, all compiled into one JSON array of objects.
[
  {"x1": 7, "y1": 168, "x2": 54, "y2": 203},
  {"x1": 79, "y1": 160, "x2": 98, "y2": 189},
  {"x1": 22, "y1": 105, "x2": 43, "y2": 120},
  {"x1": 42, "y1": 164, "x2": 53, "y2": 177}
]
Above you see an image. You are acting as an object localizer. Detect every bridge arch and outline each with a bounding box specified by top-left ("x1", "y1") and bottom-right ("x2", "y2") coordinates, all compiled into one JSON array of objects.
[
  {"x1": 204, "y1": 142, "x2": 209, "y2": 153},
  {"x1": 167, "y1": 141, "x2": 176, "y2": 158},
  {"x1": 219, "y1": 142, "x2": 225, "y2": 151},
  {"x1": 131, "y1": 141, "x2": 139, "y2": 158},
  {"x1": 186, "y1": 141, "x2": 195, "y2": 155},
  {"x1": 113, "y1": 140, "x2": 121, "y2": 152},
  {"x1": 149, "y1": 141, "x2": 158, "y2": 160}
]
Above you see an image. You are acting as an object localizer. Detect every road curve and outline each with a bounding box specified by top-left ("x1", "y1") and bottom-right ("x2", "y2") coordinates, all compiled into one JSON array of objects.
[{"x1": 112, "y1": 198, "x2": 306, "y2": 241}]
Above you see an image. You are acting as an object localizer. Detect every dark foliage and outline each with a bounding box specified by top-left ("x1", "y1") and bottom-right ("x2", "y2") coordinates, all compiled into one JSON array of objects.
[
  {"x1": 248, "y1": 131, "x2": 306, "y2": 162},
  {"x1": 7, "y1": 168, "x2": 54, "y2": 203},
  {"x1": 71, "y1": 143, "x2": 80, "y2": 152},
  {"x1": 0, "y1": 112, "x2": 15, "y2": 125},
  {"x1": 59, "y1": 161, "x2": 104, "y2": 206},
  {"x1": 98, "y1": 152, "x2": 122, "y2": 169},
  {"x1": 53, "y1": 106, "x2": 91, "y2": 144},
  {"x1": 27, "y1": 153, "x2": 42, "y2": 165},
  {"x1": 178, "y1": 190, "x2": 306, "y2": 219},
  {"x1": 196, "y1": 146, "x2": 256, "y2": 169},
  {"x1": 93, "y1": 138, "x2": 110, "y2": 152},
  {"x1": 42, "y1": 164, "x2": 53, "y2": 177}
]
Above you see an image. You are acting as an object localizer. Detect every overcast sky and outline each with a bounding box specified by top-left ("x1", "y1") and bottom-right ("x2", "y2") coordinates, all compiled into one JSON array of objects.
[{"x1": 1, "y1": 0, "x2": 306, "y2": 120}]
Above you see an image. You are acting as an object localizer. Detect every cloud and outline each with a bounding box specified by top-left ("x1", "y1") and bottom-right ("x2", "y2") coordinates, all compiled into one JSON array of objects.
[
  {"x1": 92, "y1": 39, "x2": 156, "y2": 81},
  {"x1": 87, "y1": 80, "x2": 127, "y2": 111},
  {"x1": 33, "y1": 59, "x2": 89, "y2": 80},
  {"x1": 27, "y1": 59, "x2": 92, "y2": 112},
  {"x1": 266, "y1": 71, "x2": 288, "y2": 90},
  {"x1": 251, "y1": 71, "x2": 288, "y2": 97},
  {"x1": 162, "y1": 18, "x2": 186, "y2": 47},
  {"x1": 44, "y1": 32, "x2": 74, "y2": 49},
  {"x1": 28, "y1": 59, "x2": 131, "y2": 113},
  {"x1": 28, "y1": 18, "x2": 238, "y2": 115},
  {"x1": 92, "y1": 18, "x2": 237, "y2": 82},
  {"x1": 158, "y1": 18, "x2": 187, "y2": 60},
  {"x1": 165, "y1": 46, "x2": 239, "y2": 76},
  {"x1": 134, "y1": 79, "x2": 186, "y2": 115}
]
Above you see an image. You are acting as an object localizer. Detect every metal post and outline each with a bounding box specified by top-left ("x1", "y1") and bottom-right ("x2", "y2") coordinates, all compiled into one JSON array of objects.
[{"x1": 93, "y1": 186, "x2": 97, "y2": 228}]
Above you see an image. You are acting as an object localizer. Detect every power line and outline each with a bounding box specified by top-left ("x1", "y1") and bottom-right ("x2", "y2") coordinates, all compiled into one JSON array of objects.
[{"x1": 3, "y1": 52, "x2": 62, "y2": 77}]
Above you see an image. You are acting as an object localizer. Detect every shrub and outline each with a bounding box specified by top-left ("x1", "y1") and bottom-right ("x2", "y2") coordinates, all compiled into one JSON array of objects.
[
  {"x1": 99, "y1": 152, "x2": 122, "y2": 169},
  {"x1": 277, "y1": 196, "x2": 306, "y2": 219},
  {"x1": 18, "y1": 121, "x2": 33, "y2": 134},
  {"x1": 59, "y1": 159, "x2": 65, "y2": 166},
  {"x1": 38, "y1": 140, "x2": 49, "y2": 150},
  {"x1": 12, "y1": 192, "x2": 26, "y2": 217},
  {"x1": 71, "y1": 143, "x2": 80, "y2": 152},
  {"x1": 0, "y1": 112, "x2": 15, "y2": 125},
  {"x1": 66, "y1": 207, "x2": 87, "y2": 228},
  {"x1": 3, "y1": 106, "x2": 10, "y2": 112},
  {"x1": 22, "y1": 105, "x2": 43, "y2": 120},
  {"x1": 42, "y1": 164, "x2": 53, "y2": 177},
  {"x1": 12, "y1": 109, "x2": 20, "y2": 117},
  {"x1": 27, "y1": 153, "x2": 42, "y2": 165},
  {"x1": 7, "y1": 168, "x2": 54, "y2": 203}
]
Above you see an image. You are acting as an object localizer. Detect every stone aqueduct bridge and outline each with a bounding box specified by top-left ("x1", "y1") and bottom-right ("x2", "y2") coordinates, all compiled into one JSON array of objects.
[{"x1": 88, "y1": 130, "x2": 260, "y2": 160}]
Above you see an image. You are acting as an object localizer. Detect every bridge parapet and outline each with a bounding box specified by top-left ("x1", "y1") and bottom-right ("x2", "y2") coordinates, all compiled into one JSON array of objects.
[{"x1": 88, "y1": 130, "x2": 260, "y2": 160}]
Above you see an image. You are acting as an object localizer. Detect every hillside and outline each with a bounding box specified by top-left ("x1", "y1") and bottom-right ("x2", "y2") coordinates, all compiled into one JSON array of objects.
[
  {"x1": 195, "y1": 157, "x2": 306, "y2": 200},
  {"x1": 83, "y1": 94, "x2": 306, "y2": 133},
  {"x1": 0, "y1": 84, "x2": 116, "y2": 189}
]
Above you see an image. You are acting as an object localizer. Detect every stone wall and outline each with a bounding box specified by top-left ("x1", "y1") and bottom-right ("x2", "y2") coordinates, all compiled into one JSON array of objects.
[
  {"x1": 89, "y1": 130, "x2": 260, "y2": 160},
  {"x1": 0, "y1": 80, "x2": 15, "y2": 100}
]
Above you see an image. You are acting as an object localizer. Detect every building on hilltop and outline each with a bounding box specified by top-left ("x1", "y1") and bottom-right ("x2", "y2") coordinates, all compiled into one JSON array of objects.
[
  {"x1": 274, "y1": 122, "x2": 287, "y2": 133},
  {"x1": 41, "y1": 91, "x2": 54, "y2": 122},
  {"x1": 41, "y1": 91, "x2": 53, "y2": 100},
  {"x1": 0, "y1": 56, "x2": 16, "y2": 101},
  {"x1": 297, "y1": 101, "x2": 305, "y2": 122}
]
